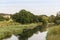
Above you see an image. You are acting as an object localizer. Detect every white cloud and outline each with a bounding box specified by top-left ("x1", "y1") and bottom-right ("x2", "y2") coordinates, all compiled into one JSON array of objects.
[{"x1": 0, "y1": 0, "x2": 59, "y2": 16}]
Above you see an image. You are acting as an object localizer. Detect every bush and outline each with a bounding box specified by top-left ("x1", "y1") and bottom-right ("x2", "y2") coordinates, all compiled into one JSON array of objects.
[
  {"x1": 0, "y1": 16, "x2": 5, "y2": 21},
  {"x1": 12, "y1": 9, "x2": 38, "y2": 24}
]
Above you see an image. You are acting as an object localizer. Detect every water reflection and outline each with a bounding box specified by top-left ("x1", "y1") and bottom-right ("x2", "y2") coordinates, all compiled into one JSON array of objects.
[
  {"x1": 18, "y1": 25, "x2": 47, "y2": 40},
  {"x1": 3, "y1": 35, "x2": 18, "y2": 40},
  {"x1": 3, "y1": 31, "x2": 47, "y2": 40},
  {"x1": 28, "y1": 31, "x2": 47, "y2": 40},
  {"x1": 3, "y1": 25, "x2": 47, "y2": 40}
]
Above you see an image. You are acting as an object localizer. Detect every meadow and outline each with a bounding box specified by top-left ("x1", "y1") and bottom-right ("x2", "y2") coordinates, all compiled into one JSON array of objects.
[
  {"x1": 46, "y1": 25, "x2": 60, "y2": 40},
  {"x1": 0, "y1": 10, "x2": 60, "y2": 40},
  {"x1": 0, "y1": 21, "x2": 41, "y2": 40}
]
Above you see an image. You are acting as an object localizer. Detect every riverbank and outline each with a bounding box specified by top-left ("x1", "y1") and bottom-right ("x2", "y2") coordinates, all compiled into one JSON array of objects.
[
  {"x1": 0, "y1": 21, "x2": 42, "y2": 40},
  {"x1": 46, "y1": 25, "x2": 60, "y2": 40}
]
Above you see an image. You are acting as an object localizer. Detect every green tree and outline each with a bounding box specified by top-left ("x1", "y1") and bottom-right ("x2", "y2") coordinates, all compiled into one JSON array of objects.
[
  {"x1": 12, "y1": 9, "x2": 36, "y2": 24},
  {"x1": 48, "y1": 15, "x2": 55, "y2": 23},
  {"x1": 54, "y1": 12, "x2": 60, "y2": 24},
  {"x1": 38, "y1": 15, "x2": 48, "y2": 27},
  {"x1": 0, "y1": 16, "x2": 5, "y2": 21}
]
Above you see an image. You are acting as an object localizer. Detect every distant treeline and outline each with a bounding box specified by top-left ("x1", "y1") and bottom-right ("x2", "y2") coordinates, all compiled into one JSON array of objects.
[{"x1": 0, "y1": 9, "x2": 60, "y2": 25}]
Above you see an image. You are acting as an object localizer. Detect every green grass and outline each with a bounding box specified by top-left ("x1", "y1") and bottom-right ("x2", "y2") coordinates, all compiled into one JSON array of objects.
[
  {"x1": 46, "y1": 25, "x2": 60, "y2": 40},
  {"x1": 0, "y1": 21, "x2": 41, "y2": 40}
]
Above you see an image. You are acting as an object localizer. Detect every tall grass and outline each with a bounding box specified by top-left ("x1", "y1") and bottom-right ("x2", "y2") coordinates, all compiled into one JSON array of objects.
[
  {"x1": 46, "y1": 25, "x2": 60, "y2": 40},
  {"x1": 0, "y1": 21, "x2": 41, "y2": 40}
]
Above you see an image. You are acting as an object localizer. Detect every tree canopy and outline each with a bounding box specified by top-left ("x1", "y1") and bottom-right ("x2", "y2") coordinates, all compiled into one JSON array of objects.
[
  {"x1": 0, "y1": 15, "x2": 5, "y2": 21},
  {"x1": 11, "y1": 9, "x2": 60, "y2": 25},
  {"x1": 12, "y1": 9, "x2": 38, "y2": 24}
]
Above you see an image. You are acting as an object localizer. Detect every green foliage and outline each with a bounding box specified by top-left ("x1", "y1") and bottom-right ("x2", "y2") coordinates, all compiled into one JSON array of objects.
[
  {"x1": 0, "y1": 22, "x2": 39, "y2": 40},
  {"x1": 12, "y1": 9, "x2": 36, "y2": 24},
  {"x1": 54, "y1": 13, "x2": 60, "y2": 24},
  {"x1": 48, "y1": 15, "x2": 55, "y2": 23},
  {"x1": 11, "y1": 9, "x2": 50, "y2": 25},
  {"x1": 47, "y1": 25, "x2": 60, "y2": 40},
  {"x1": 0, "y1": 16, "x2": 5, "y2": 21},
  {"x1": 38, "y1": 15, "x2": 48, "y2": 27}
]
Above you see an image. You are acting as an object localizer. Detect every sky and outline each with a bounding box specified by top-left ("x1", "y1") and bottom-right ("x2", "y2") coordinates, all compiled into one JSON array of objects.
[{"x1": 0, "y1": 0, "x2": 60, "y2": 16}]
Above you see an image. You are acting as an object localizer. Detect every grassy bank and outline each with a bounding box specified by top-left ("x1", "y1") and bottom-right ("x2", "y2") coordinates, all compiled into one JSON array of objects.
[
  {"x1": 46, "y1": 25, "x2": 60, "y2": 40},
  {"x1": 0, "y1": 21, "x2": 41, "y2": 40}
]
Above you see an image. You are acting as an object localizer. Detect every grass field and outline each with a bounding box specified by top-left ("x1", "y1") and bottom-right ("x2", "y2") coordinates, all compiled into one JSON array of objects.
[
  {"x1": 0, "y1": 21, "x2": 41, "y2": 40},
  {"x1": 46, "y1": 25, "x2": 60, "y2": 40}
]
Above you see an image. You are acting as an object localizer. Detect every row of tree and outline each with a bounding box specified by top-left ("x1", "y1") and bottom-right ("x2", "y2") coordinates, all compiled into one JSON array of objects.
[
  {"x1": 12, "y1": 9, "x2": 48, "y2": 24},
  {"x1": 0, "y1": 9, "x2": 60, "y2": 25},
  {"x1": 11, "y1": 10, "x2": 60, "y2": 25}
]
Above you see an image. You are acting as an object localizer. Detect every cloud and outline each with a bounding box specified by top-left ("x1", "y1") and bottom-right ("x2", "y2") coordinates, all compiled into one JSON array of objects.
[{"x1": 0, "y1": 0, "x2": 59, "y2": 16}]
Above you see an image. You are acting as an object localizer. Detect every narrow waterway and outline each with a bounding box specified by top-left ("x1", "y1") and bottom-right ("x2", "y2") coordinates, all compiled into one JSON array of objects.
[
  {"x1": 28, "y1": 31, "x2": 48, "y2": 40},
  {"x1": 3, "y1": 25, "x2": 48, "y2": 40},
  {"x1": 3, "y1": 31, "x2": 47, "y2": 40}
]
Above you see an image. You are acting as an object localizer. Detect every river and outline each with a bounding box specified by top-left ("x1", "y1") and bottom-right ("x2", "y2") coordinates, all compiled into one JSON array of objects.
[
  {"x1": 3, "y1": 25, "x2": 48, "y2": 40},
  {"x1": 3, "y1": 31, "x2": 47, "y2": 40}
]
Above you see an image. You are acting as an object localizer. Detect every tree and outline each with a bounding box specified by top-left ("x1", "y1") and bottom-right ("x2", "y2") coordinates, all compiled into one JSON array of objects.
[
  {"x1": 54, "y1": 12, "x2": 60, "y2": 24},
  {"x1": 48, "y1": 15, "x2": 55, "y2": 23},
  {"x1": 12, "y1": 9, "x2": 36, "y2": 24},
  {"x1": 38, "y1": 15, "x2": 48, "y2": 27},
  {"x1": 0, "y1": 15, "x2": 5, "y2": 21}
]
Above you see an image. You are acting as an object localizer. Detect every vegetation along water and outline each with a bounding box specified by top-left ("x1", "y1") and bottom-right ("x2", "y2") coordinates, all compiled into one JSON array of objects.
[{"x1": 0, "y1": 9, "x2": 60, "y2": 40}]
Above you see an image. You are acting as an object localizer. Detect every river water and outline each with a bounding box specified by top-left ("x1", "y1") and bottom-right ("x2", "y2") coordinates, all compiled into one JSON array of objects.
[
  {"x1": 3, "y1": 31, "x2": 48, "y2": 40},
  {"x1": 28, "y1": 31, "x2": 48, "y2": 40},
  {"x1": 3, "y1": 25, "x2": 48, "y2": 40}
]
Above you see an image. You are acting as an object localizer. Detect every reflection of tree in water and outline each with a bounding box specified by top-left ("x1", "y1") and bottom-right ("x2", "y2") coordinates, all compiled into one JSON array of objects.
[{"x1": 18, "y1": 25, "x2": 47, "y2": 40}]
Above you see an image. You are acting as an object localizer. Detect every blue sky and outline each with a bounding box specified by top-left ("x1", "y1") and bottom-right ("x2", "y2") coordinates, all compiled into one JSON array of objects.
[{"x1": 0, "y1": 0, "x2": 60, "y2": 16}]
